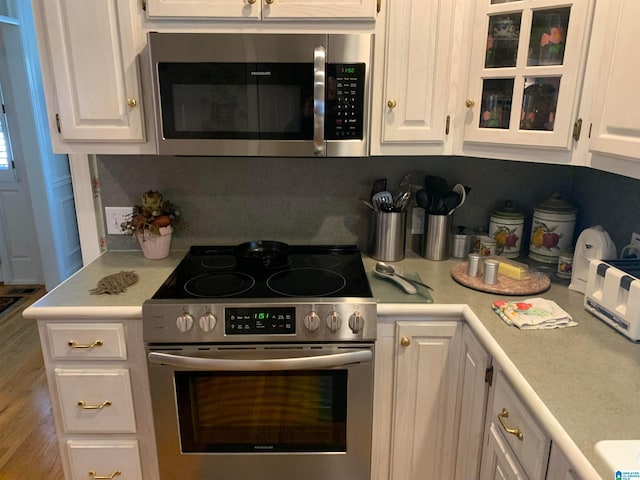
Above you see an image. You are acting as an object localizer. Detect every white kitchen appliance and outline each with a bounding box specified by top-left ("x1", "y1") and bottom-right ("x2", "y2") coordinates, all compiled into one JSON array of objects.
[
  {"x1": 584, "y1": 259, "x2": 640, "y2": 341},
  {"x1": 568, "y1": 225, "x2": 617, "y2": 293}
]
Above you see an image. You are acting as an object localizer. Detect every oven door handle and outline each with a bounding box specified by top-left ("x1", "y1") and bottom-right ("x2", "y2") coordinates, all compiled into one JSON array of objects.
[{"x1": 148, "y1": 350, "x2": 371, "y2": 371}]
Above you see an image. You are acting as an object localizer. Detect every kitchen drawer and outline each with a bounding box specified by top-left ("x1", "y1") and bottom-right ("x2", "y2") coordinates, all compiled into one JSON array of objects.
[
  {"x1": 481, "y1": 422, "x2": 529, "y2": 480},
  {"x1": 489, "y1": 372, "x2": 550, "y2": 480},
  {"x1": 66, "y1": 440, "x2": 142, "y2": 480},
  {"x1": 55, "y1": 368, "x2": 136, "y2": 433},
  {"x1": 46, "y1": 323, "x2": 127, "y2": 360}
]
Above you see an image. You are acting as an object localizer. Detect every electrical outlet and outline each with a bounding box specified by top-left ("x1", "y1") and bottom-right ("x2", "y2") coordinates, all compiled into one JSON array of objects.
[
  {"x1": 630, "y1": 232, "x2": 640, "y2": 247},
  {"x1": 105, "y1": 207, "x2": 132, "y2": 235}
]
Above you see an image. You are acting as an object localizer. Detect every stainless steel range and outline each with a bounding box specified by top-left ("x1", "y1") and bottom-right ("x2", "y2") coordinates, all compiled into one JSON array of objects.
[{"x1": 143, "y1": 244, "x2": 376, "y2": 480}]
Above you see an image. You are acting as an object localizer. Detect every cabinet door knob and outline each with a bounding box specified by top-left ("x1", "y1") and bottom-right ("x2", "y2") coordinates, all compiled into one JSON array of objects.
[
  {"x1": 265, "y1": 0, "x2": 274, "y2": 4},
  {"x1": 497, "y1": 407, "x2": 524, "y2": 440},
  {"x1": 387, "y1": 98, "x2": 397, "y2": 109},
  {"x1": 127, "y1": 98, "x2": 137, "y2": 109},
  {"x1": 465, "y1": 98, "x2": 475, "y2": 108},
  {"x1": 247, "y1": 0, "x2": 256, "y2": 4},
  {"x1": 400, "y1": 336, "x2": 410, "y2": 347}
]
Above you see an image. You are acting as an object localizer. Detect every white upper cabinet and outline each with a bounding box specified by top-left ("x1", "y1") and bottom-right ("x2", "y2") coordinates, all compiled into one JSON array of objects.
[
  {"x1": 585, "y1": 0, "x2": 640, "y2": 179},
  {"x1": 35, "y1": 0, "x2": 146, "y2": 146},
  {"x1": 458, "y1": 0, "x2": 593, "y2": 157},
  {"x1": 370, "y1": 0, "x2": 455, "y2": 155},
  {"x1": 144, "y1": 0, "x2": 377, "y2": 20}
]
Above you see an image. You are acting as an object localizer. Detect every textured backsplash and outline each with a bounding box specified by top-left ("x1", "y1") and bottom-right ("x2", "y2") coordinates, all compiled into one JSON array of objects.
[{"x1": 98, "y1": 155, "x2": 639, "y2": 257}]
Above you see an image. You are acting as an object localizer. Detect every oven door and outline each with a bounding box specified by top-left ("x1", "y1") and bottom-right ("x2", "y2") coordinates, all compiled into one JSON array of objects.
[{"x1": 146, "y1": 344, "x2": 374, "y2": 480}]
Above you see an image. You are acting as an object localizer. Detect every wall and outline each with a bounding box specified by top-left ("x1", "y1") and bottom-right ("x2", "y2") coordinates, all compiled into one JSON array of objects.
[{"x1": 98, "y1": 155, "x2": 640, "y2": 257}]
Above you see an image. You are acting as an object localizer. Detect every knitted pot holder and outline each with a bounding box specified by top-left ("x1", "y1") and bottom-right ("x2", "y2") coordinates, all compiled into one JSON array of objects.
[{"x1": 89, "y1": 271, "x2": 139, "y2": 295}]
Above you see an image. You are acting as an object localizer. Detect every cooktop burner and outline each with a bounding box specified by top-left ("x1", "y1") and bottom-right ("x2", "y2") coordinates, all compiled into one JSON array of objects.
[{"x1": 152, "y1": 245, "x2": 373, "y2": 300}]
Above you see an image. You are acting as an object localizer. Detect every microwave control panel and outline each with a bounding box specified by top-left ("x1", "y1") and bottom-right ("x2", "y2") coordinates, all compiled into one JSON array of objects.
[{"x1": 326, "y1": 64, "x2": 365, "y2": 140}]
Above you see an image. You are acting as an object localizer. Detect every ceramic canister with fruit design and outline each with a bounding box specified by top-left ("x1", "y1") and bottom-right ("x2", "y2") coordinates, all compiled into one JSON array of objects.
[
  {"x1": 489, "y1": 200, "x2": 524, "y2": 259},
  {"x1": 528, "y1": 192, "x2": 577, "y2": 264}
]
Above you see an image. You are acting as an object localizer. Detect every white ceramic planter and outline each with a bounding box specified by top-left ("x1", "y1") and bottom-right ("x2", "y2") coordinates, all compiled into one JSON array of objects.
[{"x1": 137, "y1": 225, "x2": 173, "y2": 260}]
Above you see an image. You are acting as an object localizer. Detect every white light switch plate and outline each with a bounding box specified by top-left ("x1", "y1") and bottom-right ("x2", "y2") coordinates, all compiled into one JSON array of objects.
[{"x1": 105, "y1": 207, "x2": 132, "y2": 235}]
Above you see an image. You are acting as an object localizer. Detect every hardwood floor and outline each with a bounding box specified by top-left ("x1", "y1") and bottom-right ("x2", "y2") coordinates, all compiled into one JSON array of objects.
[{"x1": 0, "y1": 286, "x2": 64, "y2": 480}]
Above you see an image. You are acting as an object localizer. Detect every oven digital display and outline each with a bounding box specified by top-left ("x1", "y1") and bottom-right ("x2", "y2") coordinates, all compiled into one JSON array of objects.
[{"x1": 225, "y1": 307, "x2": 296, "y2": 335}]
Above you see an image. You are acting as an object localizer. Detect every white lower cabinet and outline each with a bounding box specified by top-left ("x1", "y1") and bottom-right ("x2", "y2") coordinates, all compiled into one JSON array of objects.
[
  {"x1": 482, "y1": 422, "x2": 530, "y2": 480},
  {"x1": 66, "y1": 440, "x2": 143, "y2": 480},
  {"x1": 454, "y1": 324, "x2": 492, "y2": 480},
  {"x1": 546, "y1": 446, "x2": 580, "y2": 480},
  {"x1": 372, "y1": 319, "x2": 492, "y2": 480},
  {"x1": 480, "y1": 368, "x2": 551, "y2": 480},
  {"x1": 37, "y1": 319, "x2": 159, "y2": 480},
  {"x1": 389, "y1": 321, "x2": 462, "y2": 479},
  {"x1": 55, "y1": 368, "x2": 136, "y2": 433}
]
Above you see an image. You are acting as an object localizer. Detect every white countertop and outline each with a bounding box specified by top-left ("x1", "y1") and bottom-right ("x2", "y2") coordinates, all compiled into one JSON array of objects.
[{"x1": 23, "y1": 249, "x2": 640, "y2": 478}]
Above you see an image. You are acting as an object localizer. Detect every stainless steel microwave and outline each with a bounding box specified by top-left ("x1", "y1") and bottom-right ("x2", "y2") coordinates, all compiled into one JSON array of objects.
[{"x1": 146, "y1": 32, "x2": 373, "y2": 157}]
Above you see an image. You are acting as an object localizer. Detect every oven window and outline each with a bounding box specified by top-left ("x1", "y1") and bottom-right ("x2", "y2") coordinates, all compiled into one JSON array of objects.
[
  {"x1": 158, "y1": 63, "x2": 314, "y2": 140},
  {"x1": 175, "y1": 370, "x2": 347, "y2": 453}
]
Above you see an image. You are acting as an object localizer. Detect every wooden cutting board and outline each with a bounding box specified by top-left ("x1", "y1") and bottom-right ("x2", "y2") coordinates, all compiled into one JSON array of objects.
[{"x1": 450, "y1": 261, "x2": 551, "y2": 296}]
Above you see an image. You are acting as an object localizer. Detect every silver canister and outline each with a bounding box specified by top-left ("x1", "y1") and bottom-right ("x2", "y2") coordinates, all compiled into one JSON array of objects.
[
  {"x1": 368, "y1": 211, "x2": 407, "y2": 262},
  {"x1": 450, "y1": 227, "x2": 472, "y2": 259},
  {"x1": 421, "y1": 214, "x2": 452, "y2": 261},
  {"x1": 483, "y1": 259, "x2": 500, "y2": 285},
  {"x1": 467, "y1": 253, "x2": 482, "y2": 277}
]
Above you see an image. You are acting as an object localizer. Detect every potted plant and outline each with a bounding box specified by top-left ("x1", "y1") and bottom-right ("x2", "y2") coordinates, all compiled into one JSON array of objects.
[{"x1": 120, "y1": 190, "x2": 187, "y2": 259}]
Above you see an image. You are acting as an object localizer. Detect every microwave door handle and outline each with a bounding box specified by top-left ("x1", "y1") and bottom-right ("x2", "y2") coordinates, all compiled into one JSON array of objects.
[
  {"x1": 313, "y1": 46, "x2": 326, "y2": 156},
  {"x1": 148, "y1": 349, "x2": 371, "y2": 371}
]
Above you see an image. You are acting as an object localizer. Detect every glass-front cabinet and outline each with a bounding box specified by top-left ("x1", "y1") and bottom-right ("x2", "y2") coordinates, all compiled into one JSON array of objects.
[{"x1": 462, "y1": 0, "x2": 592, "y2": 150}]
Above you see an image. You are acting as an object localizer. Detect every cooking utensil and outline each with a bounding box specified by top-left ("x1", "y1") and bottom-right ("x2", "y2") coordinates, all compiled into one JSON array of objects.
[
  {"x1": 375, "y1": 262, "x2": 433, "y2": 291},
  {"x1": 452, "y1": 184, "x2": 467, "y2": 209},
  {"x1": 234, "y1": 240, "x2": 290, "y2": 268},
  {"x1": 359, "y1": 197, "x2": 376, "y2": 211},
  {"x1": 394, "y1": 191, "x2": 411, "y2": 212},
  {"x1": 372, "y1": 191, "x2": 394, "y2": 212},
  {"x1": 370, "y1": 178, "x2": 388, "y2": 199},
  {"x1": 442, "y1": 191, "x2": 461, "y2": 215},
  {"x1": 373, "y1": 263, "x2": 417, "y2": 294},
  {"x1": 399, "y1": 170, "x2": 427, "y2": 194},
  {"x1": 424, "y1": 175, "x2": 450, "y2": 196},
  {"x1": 415, "y1": 188, "x2": 431, "y2": 210}
]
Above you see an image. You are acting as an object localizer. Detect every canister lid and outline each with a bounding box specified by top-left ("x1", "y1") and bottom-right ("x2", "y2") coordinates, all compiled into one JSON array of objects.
[
  {"x1": 534, "y1": 192, "x2": 577, "y2": 214},
  {"x1": 491, "y1": 200, "x2": 523, "y2": 219}
]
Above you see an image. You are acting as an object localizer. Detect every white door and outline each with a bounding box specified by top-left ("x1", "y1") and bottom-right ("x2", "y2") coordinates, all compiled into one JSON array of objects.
[
  {"x1": 0, "y1": 24, "x2": 43, "y2": 284},
  {"x1": 0, "y1": 5, "x2": 83, "y2": 289}
]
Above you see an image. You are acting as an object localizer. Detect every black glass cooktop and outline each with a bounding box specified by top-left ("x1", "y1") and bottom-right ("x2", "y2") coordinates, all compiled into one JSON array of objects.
[{"x1": 152, "y1": 245, "x2": 373, "y2": 299}]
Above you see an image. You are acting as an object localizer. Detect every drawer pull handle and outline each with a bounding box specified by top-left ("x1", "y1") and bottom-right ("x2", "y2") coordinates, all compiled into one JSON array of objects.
[
  {"x1": 498, "y1": 407, "x2": 524, "y2": 441},
  {"x1": 88, "y1": 471, "x2": 121, "y2": 479},
  {"x1": 68, "y1": 339, "x2": 103, "y2": 349},
  {"x1": 78, "y1": 400, "x2": 112, "y2": 410}
]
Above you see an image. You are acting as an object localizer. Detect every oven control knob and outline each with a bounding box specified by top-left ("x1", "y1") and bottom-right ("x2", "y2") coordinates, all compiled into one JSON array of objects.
[
  {"x1": 176, "y1": 312, "x2": 194, "y2": 332},
  {"x1": 326, "y1": 311, "x2": 342, "y2": 333},
  {"x1": 304, "y1": 312, "x2": 321, "y2": 332},
  {"x1": 199, "y1": 312, "x2": 217, "y2": 332},
  {"x1": 348, "y1": 312, "x2": 364, "y2": 333}
]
